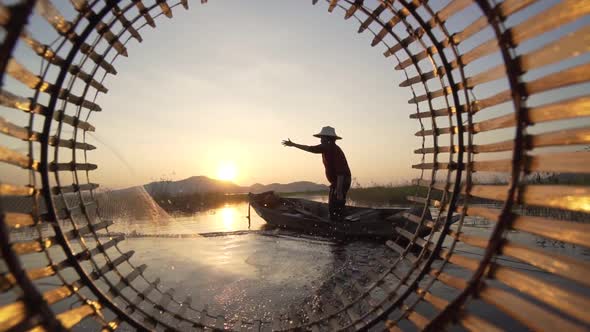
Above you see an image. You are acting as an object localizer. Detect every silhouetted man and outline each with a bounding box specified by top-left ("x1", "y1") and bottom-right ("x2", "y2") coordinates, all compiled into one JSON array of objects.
[{"x1": 282, "y1": 126, "x2": 351, "y2": 221}]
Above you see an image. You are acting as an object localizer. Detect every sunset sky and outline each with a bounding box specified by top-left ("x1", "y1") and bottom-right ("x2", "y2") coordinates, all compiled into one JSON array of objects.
[
  {"x1": 91, "y1": 0, "x2": 419, "y2": 188},
  {"x1": 1, "y1": 0, "x2": 588, "y2": 189}
]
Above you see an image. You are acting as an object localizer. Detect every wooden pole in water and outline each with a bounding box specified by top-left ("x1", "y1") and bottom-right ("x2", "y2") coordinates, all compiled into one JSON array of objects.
[{"x1": 247, "y1": 202, "x2": 251, "y2": 229}]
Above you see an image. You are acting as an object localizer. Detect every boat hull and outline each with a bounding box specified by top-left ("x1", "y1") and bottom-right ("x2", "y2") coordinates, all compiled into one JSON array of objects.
[{"x1": 249, "y1": 192, "x2": 428, "y2": 239}]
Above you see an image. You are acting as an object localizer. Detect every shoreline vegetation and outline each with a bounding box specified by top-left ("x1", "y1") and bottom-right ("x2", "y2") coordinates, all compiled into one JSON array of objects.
[
  {"x1": 151, "y1": 181, "x2": 588, "y2": 222},
  {"x1": 151, "y1": 185, "x2": 441, "y2": 214},
  {"x1": 133, "y1": 172, "x2": 590, "y2": 218}
]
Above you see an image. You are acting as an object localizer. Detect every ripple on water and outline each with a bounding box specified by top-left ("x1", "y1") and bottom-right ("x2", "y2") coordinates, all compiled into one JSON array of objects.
[{"x1": 116, "y1": 232, "x2": 397, "y2": 325}]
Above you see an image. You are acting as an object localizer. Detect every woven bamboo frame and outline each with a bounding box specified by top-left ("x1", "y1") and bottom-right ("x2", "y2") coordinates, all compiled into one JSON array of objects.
[{"x1": 0, "y1": 0, "x2": 589, "y2": 330}]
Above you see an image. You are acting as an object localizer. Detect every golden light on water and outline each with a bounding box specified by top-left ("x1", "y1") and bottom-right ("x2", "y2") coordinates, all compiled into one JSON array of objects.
[
  {"x1": 221, "y1": 205, "x2": 236, "y2": 229},
  {"x1": 217, "y1": 162, "x2": 237, "y2": 182}
]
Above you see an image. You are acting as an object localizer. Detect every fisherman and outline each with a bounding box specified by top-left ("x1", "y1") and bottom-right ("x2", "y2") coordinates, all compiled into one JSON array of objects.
[{"x1": 282, "y1": 126, "x2": 352, "y2": 221}]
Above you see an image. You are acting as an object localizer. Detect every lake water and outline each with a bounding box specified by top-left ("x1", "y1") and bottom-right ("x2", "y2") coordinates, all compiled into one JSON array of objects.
[
  {"x1": 107, "y1": 195, "x2": 397, "y2": 326},
  {"x1": 4, "y1": 194, "x2": 589, "y2": 330}
]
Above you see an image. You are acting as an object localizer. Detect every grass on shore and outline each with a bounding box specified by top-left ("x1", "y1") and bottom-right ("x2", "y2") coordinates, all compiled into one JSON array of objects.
[{"x1": 152, "y1": 185, "x2": 445, "y2": 213}]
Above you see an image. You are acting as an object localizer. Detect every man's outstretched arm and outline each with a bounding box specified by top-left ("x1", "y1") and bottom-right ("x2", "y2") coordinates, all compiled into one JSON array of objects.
[{"x1": 282, "y1": 138, "x2": 323, "y2": 153}]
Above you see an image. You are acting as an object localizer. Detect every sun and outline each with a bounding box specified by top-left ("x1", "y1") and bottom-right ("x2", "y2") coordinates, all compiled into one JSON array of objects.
[{"x1": 217, "y1": 162, "x2": 237, "y2": 182}]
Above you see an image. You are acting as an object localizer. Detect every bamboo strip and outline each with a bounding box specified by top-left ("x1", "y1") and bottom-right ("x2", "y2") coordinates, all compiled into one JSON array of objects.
[
  {"x1": 0, "y1": 183, "x2": 34, "y2": 196},
  {"x1": 429, "y1": 269, "x2": 467, "y2": 290},
  {"x1": 0, "y1": 265, "x2": 57, "y2": 292},
  {"x1": 0, "y1": 4, "x2": 9, "y2": 25},
  {"x1": 6, "y1": 60, "x2": 102, "y2": 111},
  {"x1": 395, "y1": 227, "x2": 427, "y2": 248},
  {"x1": 0, "y1": 89, "x2": 46, "y2": 114},
  {"x1": 358, "y1": 1, "x2": 389, "y2": 33},
  {"x1": 0, "y1": 281, "x2": 85, "y2": 331},
  {"x1": 2, "y1": 213, "x2": 35, "y2": 229},
  {"x1": 11, "y1": 238, "x2": 54, "y2": 255},
  {"x1": 450, "y1": 230, "x2": 590, "y2": 288},
  {"x1": 520, "y1": 25, "x2": 590, "y2": 72},
  {"x1": 48, "y1": 162, "x2": 98, "y2": 172},
  {"x1": 75, "y1": 220, "x2": 114, "y2": 238},
  {"x1": 479, "y1": 287, "x2": 586, "y2": 332},
  {"x1": 56, "y1": 302, "x2": 101, "y2": 329},
  {"x1": 109, "y1": 264, "x2": 147, "y2": 295},
  {"x1": 395, "y1": 46, "x2": 438, "y2": 70},
  {"x1": 399, "y1": 211, "x2": 436, "y2": 229},
  {"x1": 408, "y1": 85, "x2": 453, "y2": 104},
  {"x1": 91, "y1": 236, "x2": 125, "y2": 256},
  {"x1": 411, "y1": 162, "x2": 459, "y2": 170},
  {"x1": 94, "y1": 21, "x2": 129, "y2": 57},
  {"x1": 345, "y1": 0, "x2": 362, "y2": 19},
  {"x1": 428, "y1": 0, "x2": 472, "y2": 25},
  {"x1": 136, "y1": 1, "x2": 156, "y2": 28},
  {"x1": 472, "y1": 95, "x2": 590, "y2": 133},
  {"x1": 37, "y1": 0, "x2": 127, "y2": 58},
  {"x1": 157, "y1": 0, "x2": 173, "y2": 18},
  {"x1": 399, "y1": 68, "x2": 442, "y2": 87},
  {"x1": 417, "y1": 287, "x2": 447, "y2": 310},
  {"x1": 1, "y1": 116, "x2": 96, "y2": 150},
  {"x1": 511, "y1": 0, "x2": 590, "y2": 45},
  {"x1": 398, "y1": 0, "x2": 533, "y2": 61},
  {"x1": 328, "y1": 0, "x2": 339, "y2": 13},
  {"x1": 0, "y1": 146, "x2": 37, "y2": 170},
  {"x1": 0, "y1": 302, "x2": 25, "y2": 332},
  {"x1": 467, "y1": 206, "x2": 590, "y2": 247},
  {"x1": 459, "y1": 312, "x2": 504, "y2": 332},
  {"x1": 406, "y1": 195, "x2": 442, "y2": 207},
  {"x1": 35, "y1": 0, "x2": 72, "y2": 34},
  {"x1": 372, "y1": 1, "x2": 421, "y2": 47},
  {"x1": 127, "y1": 278, "x2": 160, "y2": 315},
  {"x1": 405, "y1": 308, "x2": 429, "y2": 329},
  {"x1": 112, "y1": 4, "x2": 142, "y2": 42},
  {"x1": 409, "y1": 105, "x2": 460, "y2": 119},
  {"x1": 68, "y1": 0, "x2": 129, "y2": 55},
  {"x1": 440, "y1": 230, "x2": 590, "y2": 326},
  {"x1": 501, "y1": 242, "x2": 590, "y2": 288},
  {"x1": 52, "y1": 183, "x2": 99, "y2": 194},
  {"x1": 53, "y1": 111, "x2": 96, "y2": 131},
  {"x1": 526, "y1": 62, "x2": 590, "y2": 96},
  {"x1": 48, "y1": 137, "x2": 96, "y2": 150},
  {"x1": 472, "y1": 127, "x2": 590, "y2": 152},
  {"x1": 175, "y1": 296, "x2": 192, "y2": 320},
  {"x1": 492, "y1": 265, "x2": 590, "y2": 324},
  {"x1": 470, "y1": 184, "x2": 590, "y2": 213},
  {"x1": 386, "y1": 239, "x2": 407, "y2": 255}
]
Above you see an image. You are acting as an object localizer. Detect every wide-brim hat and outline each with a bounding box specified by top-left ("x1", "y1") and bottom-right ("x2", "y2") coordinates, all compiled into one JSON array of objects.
[{"x1": 313, "y1": 126, "x2": 342, "y2": 140}]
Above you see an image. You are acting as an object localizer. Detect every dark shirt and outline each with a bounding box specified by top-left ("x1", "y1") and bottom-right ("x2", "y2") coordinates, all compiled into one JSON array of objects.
[{"x1": 307, "y1": 143, "x2": 351, "y2": 184}]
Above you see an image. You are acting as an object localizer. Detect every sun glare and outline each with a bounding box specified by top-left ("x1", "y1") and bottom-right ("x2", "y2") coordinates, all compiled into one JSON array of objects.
[
  {"x1": 217, "y1": 162, "x2": 237, "y2": 182},
  {"x1": 221, "y1": 206, "x2": 236, "y2": 229}
]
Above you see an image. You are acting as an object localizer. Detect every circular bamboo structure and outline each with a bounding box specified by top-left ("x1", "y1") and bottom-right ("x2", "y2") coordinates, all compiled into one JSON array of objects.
[{"x1": 0, "y1": 0, "x2": 589, "y2": 331}]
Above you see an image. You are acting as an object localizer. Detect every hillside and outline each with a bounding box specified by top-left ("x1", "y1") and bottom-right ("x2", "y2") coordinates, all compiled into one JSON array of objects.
[
  {"x1": 144, "y1": 176, "x2": 243, "y2": 197},
  {"x1": 143, "y1": 176, "x2": 328, "y2": 197}
]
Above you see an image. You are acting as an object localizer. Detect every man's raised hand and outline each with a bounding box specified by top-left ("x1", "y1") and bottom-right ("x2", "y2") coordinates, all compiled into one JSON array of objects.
[{"x1": 282, "y1": 138, "x2": 294, "y2": 147}]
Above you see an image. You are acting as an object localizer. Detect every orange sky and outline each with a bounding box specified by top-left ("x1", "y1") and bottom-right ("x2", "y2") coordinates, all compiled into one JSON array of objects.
[
  {"x1": 83, "y1": 0, "x2": 421, "y2": 188},
  {"x1": 1, "y1": 0, "x2": 587, "y2": 189}
]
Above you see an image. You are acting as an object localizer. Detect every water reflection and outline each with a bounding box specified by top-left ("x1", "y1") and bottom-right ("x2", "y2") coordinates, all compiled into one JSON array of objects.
[
  {"x1": 220, "y1": 205, "x2": 236, "y2": 230},
  {"x1": 7, "y1": 194, "x2": 589, "y2": 330}
]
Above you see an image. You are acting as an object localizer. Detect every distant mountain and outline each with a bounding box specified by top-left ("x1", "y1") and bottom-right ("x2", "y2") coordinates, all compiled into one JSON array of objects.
[
  {"x1": 143, "y1": 176, "x2": 328, "y2": 197},
  {"x1": 144, "y1": 176, "x2": 243, "y2": 197}
]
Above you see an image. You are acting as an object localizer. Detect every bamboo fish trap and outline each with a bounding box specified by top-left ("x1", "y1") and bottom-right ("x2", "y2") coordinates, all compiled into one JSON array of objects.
[{"x1": 0, "y1": 0, "x2": 588, "y2": 331}]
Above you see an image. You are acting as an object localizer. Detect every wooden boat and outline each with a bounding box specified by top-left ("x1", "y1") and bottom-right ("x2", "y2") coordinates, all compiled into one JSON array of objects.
[{"x1": 248, "y1": 191, "x2": 440, "y2": 239}]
